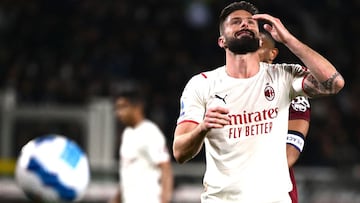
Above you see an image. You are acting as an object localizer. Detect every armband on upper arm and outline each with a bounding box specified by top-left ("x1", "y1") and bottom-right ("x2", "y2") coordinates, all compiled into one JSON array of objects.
[{"x1": 286, "y1": 130, "x2": 305, "y2": 152}]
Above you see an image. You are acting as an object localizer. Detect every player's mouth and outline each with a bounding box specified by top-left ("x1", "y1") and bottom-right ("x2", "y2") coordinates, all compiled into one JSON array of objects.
[{"x1": 234, "y1": 30, "x2": 254, "y2": 38}]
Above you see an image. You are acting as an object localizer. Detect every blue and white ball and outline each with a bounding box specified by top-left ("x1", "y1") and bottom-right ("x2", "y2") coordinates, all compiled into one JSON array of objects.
[{"x1": 15, "y1": 135, "x2": 90, "y2": 202}]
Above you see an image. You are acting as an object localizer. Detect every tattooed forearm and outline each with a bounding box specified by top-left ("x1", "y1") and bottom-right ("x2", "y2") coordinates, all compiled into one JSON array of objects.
[
  {"x1": 303, "y1": 72, "x2": 343, "y2": 98},
  {"x1": 321, "y1": 72, "x2": 340, "y2": 90},
  {"x1": 303, "y1": 75, "x2": 322, "y2": 98}
]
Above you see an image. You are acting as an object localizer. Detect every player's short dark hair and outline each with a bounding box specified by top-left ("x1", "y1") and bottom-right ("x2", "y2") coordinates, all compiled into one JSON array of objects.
[
  {"x1": 118, "y1": 88, "x2": 144, "y2": 106},
  {"x1": 219, "y1": 1, "x2": 259, "y2": 34},
  {"x1": 112, "y1": 81, "x2": 146, "y2": 107},
  {"x1": 260, "y1": 29, "x2": 276, "y2": 48}
]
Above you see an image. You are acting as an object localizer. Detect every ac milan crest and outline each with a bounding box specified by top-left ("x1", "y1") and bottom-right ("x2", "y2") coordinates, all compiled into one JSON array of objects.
[{"x1": 264, "y1": 85, "x2": 275, "y2": 101}]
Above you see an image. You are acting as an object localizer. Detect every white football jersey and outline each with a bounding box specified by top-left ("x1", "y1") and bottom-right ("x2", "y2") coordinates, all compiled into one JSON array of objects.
[
  {"x1": 177, "y1": 62, "x2": 308, "y2": 203},
  {"x1": 120, "y1": 119, "x2": 170, "y2": 203}
]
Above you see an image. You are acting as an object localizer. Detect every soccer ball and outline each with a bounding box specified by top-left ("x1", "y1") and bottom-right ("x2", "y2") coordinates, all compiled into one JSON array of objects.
[{"x1": 15, "y1": 135, "x2": 90, "y2": 202}]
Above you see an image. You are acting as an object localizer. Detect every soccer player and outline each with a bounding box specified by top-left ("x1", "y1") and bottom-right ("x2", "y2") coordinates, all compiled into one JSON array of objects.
[
  {"x1": 258, "y1": 31, "x2": 311, "y2": 203},
  {"x1": 109, "y1": 85, "x2": 173, "y2": 203},
  {"x1": 172, "y1": 1, "x2": 344, "y2": 203}
]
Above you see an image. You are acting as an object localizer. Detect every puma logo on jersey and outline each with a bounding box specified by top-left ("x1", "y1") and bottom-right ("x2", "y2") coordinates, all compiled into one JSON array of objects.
[{"x1": 215, "y1": 94, "x2": 227, "y2": 104}]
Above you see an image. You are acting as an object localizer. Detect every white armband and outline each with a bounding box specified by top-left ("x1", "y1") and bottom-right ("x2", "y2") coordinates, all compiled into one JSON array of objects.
[{"x1": 286, "y1": 130, "x2": 305, "y2": 152}]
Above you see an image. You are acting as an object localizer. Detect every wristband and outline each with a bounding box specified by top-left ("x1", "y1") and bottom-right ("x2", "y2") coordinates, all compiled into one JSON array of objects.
[{"x1": 286, "y1": 130, "x2": 305, "y2": 152}]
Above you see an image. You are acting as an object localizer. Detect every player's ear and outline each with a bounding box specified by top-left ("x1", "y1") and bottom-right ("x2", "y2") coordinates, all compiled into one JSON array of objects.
[
  {"x1": 259, "y1": 37, "x2": 263, "y2": 48},
  {"x1": 218, "y1": 36, "x2": 226, "y2": 48},
  {"x1": 270, "y1": 48, "x2": 279, "y2": 61}
]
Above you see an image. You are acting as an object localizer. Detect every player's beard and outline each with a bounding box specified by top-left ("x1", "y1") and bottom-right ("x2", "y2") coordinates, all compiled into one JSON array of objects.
[{"x1": 225, "y1": 33, "x2": 260, "y2": 55}]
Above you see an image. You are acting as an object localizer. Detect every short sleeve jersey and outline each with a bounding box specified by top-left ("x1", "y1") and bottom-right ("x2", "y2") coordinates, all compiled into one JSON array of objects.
[
  {"x1": 177, "y1": 63, "x2": 308, "y2": 203},
  {"x1": 120, "y1": 119, "x2": 170, "y2": 203}
]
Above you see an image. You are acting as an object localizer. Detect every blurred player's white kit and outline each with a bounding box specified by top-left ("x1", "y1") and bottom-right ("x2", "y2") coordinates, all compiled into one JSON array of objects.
[{"x1": 15, "y1": 134, "x2": 90, "y2": 202}]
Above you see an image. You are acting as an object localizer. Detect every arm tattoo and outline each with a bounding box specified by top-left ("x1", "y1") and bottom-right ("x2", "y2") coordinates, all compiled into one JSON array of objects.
[
  {"x1": 303, "y1": 72, "x2": 342, "y2": 97},
  {"x1": 321, "y1": 72, "x2": 340, "y2": 90}
]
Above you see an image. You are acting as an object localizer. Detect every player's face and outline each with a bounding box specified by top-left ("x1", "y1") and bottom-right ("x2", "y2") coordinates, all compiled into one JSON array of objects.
[
  {"x1": 115, "y1": 98, "x2": 135, "y2": 126},
  {"x1": 258, "y1": 33, "x2": 273, "y2": 62},
  {"x1": 257, "y1": 33, "x2": 278, "y2": 63},
  {"x1": 221, "y1": 10, "x2": 260, "y2": 54}
]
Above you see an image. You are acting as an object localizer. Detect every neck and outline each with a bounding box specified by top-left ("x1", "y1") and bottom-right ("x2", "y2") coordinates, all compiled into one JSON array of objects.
[
  {"x1": 225, "y1": 51, "x2": 260, "y2": 78},
  {"x1": 131, "y1": 113, "x2": 145, "y2": 128}
]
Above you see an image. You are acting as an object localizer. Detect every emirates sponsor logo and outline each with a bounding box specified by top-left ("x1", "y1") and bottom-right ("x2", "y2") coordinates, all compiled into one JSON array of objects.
[
  {"x1": 227, "y1": 107, "x2": 279, "y2": 138},
  {"x1": 228, "y1": 108, "x2": 279, "y2": 125}
]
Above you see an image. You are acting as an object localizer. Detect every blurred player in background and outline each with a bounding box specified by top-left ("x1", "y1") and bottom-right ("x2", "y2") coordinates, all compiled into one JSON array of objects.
[
  {"x1": 109, "y1": 85, "x2": 173, "y2": 203},
  {"x1": 258, "y1": 30, "x2": 311, "y2": 203},
  {"x1": 172, "y1": 1, "x2": 344, "y2": 202}
]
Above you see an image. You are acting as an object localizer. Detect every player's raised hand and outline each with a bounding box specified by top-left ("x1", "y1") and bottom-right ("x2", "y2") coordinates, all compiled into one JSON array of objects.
[
  {"x1": 253, "y1": 14, "x2": 293, "y2": 45},
  {"x1": 200, "y1": 106, "x2": 230, "y2": 131}
]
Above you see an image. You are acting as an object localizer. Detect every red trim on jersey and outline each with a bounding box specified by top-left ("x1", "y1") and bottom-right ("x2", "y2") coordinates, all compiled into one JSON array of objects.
[
  {"x1": 301, "y1": 75, "x2": 311, "y2": 98},
  {"x1": 200, "y1": 72, "x2": 207, "y2": 78},
  {"x1": 177, "y1": 120, "x2": 199, "y2": 125},
  {"x1": 289, "y1": 167, "x2": 298, "y2": 203}
]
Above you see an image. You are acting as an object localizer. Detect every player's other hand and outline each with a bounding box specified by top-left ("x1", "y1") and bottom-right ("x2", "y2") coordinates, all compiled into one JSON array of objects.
[
  {"x1": 201, "y1": 106, "x2": 230, "y2": 131},
  {"x1": 253, "y1": 14, "x2": 292, "y2": 45}
]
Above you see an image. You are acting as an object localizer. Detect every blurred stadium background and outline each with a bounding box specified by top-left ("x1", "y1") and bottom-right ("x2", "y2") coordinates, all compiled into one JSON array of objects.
[{"x1": 0, "y1": 0, "x2": 359, "y2": 202}]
